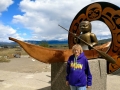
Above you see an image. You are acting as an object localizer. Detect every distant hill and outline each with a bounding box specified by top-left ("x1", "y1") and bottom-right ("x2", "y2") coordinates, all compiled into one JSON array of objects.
[
  {"x1": 0, "y1": 38, "x2": 111, "y2": 47},
  {"x1": 98, "y1": 38, "x2": 111, "y2": 45},
  {"x1": 24, "y1": 40, "x2": 68, "y2": 45},
  {"x1": 0, "y1": 40, "x2": 68, "y2": 47}
]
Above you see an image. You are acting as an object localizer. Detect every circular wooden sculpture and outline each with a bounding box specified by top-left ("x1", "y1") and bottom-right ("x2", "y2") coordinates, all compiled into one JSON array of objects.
[{"x1": 68, "y1": 2, "x2": 120, "y2": 73}]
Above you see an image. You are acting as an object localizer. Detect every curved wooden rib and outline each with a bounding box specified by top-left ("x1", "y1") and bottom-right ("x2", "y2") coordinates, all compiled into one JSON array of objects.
[
  {"x1": 9, "y1": 37, "x2": 73, "y2": 63},
  {"x1": 9, "y1": 37, "x2": 99, "y2": 63}
]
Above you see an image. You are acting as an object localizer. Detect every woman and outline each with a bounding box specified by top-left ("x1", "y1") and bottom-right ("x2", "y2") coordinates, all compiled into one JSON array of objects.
[{"x1": 66, "y1": 44, "x2": 92, "y2": 90}]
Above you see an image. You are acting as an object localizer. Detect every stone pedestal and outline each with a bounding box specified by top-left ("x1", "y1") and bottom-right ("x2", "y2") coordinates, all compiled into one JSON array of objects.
[{"x1": 51, "y1": 58, "x2": 107, "y2": 90}]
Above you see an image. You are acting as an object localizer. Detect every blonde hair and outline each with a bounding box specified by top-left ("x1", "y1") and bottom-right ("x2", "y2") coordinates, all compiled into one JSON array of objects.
[{"x1": 72, "y1": 44, "x2": 83, "y2": 53}]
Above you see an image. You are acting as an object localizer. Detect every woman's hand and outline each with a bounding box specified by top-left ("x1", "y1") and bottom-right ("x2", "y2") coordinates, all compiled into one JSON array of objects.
[
  {"x1": 66, "y1": 81, "x2": 69, "y2": 86},
  {"x1": 86, "y1": 86, "x2": 91, "y2": 88}
]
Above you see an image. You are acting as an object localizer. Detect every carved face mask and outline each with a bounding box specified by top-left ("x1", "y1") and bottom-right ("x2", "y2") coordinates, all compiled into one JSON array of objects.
[{"x1": 79, "y1": 21, "x2": 91, "y2": 33}]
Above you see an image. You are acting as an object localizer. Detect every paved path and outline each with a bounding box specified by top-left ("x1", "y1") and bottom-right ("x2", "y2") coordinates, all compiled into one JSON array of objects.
[
  {"x1": 0, "y1": 70, "x2": 51, "y2": 90},
  {"x1": 0, "y1": 56, "x2": 51, "y2": 90},
  {"x1": 107, "y1": 69, "x2": 120, "y2": 90},
  {"x1": 0, "y1": 70, "x2": 120, "y2": 90}
]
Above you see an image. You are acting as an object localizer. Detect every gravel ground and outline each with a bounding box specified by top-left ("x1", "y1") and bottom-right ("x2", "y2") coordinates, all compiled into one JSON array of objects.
[
  {"x1": 0, "y1": 55, "x2": 51, "y2": 90},
  {"x1": 0, "y1": 55, "x2": 51, "y2": 73},
  {"x1": 0, "y1": 55, "x2": 120, "y2": 90}
]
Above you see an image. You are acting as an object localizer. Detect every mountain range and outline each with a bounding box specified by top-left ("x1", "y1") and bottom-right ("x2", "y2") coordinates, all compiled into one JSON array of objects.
[
  {"x1": 0, "y1": 40, "x2": 68, "y2": 46},
  {"x1": 0, "y1": 38, "x2": 111, "y2": 47}
]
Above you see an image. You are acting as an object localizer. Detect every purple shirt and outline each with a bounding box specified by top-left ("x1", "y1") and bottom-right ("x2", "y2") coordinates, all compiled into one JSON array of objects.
[{"x1": 66, "y1": 52, "x2": 92, "y2": 86}]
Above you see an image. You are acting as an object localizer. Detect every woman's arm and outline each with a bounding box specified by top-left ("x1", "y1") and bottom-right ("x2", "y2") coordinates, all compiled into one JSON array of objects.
[{"x1": 85, "y1": 58, "x2": 92, "y2": 86}]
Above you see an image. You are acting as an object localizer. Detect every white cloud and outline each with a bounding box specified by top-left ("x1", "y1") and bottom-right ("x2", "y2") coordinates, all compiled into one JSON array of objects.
[
  {"x1": 91, "y1": 21, "x2": 111, "y2": 40},
  {"x1": 0, "y1": 0, "x2": 13, "y2": 15},
  {"x1": 12, "y1": 0, "x2": 91, "y2": 41},
  {"x1": 0, "y1": 0, "x2": 23, "y2": 42},
  {"x1": 23, "y1": 33, "x2": 27, "y2": 36},
  {"x1": 0, "y1": 23, "x2": 23, "y2": 42},
  {"x1": 12, "y1": 0, "x2": 120, "y2": 41}
]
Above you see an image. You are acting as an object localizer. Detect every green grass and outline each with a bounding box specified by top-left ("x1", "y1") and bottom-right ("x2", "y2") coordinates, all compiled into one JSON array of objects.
[
  {"x1": 0, "y1": 48, "x2": 28, "y2": 62},
  {"x1": 0, "y1": 56, "x2": 10, "y2": 62},
  {"x1": 0, "y1": 44, "x2": 68, "y2": 62},
  {"x1": 49, "y1": 44, "x2": 69, "y2": 49}
]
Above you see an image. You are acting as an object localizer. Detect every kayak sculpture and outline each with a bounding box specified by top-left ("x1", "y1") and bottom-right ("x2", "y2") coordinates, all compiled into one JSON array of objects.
[
  {"x1": 9, "y1": 2, "x2": 120, "y2": 73},
  {"x1": 9, "y1": 37, "x2": 99, "y2": 63}
]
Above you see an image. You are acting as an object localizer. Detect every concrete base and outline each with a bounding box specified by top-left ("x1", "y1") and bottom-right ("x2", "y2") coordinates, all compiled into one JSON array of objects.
[{"x1": 51, "y1": 58, "x2": 107, "y2": 90}]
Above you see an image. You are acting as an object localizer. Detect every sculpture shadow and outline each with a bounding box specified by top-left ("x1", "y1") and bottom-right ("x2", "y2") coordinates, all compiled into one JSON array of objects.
[
  {"x1": 0, "y1": 80, "x2": 4, "y2": 82},
  {"x1": 37, "y1": 86, "x2": 51, "y2": 90},
  {"x1": 110, "y1": 69, "x2": 120, "y2": 76},
  {"x1": 46, "y1": 75, "x2": 51, "y2": 83}
]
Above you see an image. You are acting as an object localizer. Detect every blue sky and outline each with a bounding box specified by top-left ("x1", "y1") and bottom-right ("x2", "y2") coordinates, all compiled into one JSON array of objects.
[{"x1": 0, "y1": 0, "x2": 120, "y2": 42}]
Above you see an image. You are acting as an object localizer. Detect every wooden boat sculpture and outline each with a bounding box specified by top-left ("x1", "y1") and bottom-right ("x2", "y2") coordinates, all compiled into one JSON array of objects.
[
  {"x1": 9, "y1": 37, "x2": 100, "y2": 63},
  {"x1": 9, "y1": 37, "x2": 120, "y2": 74}
]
